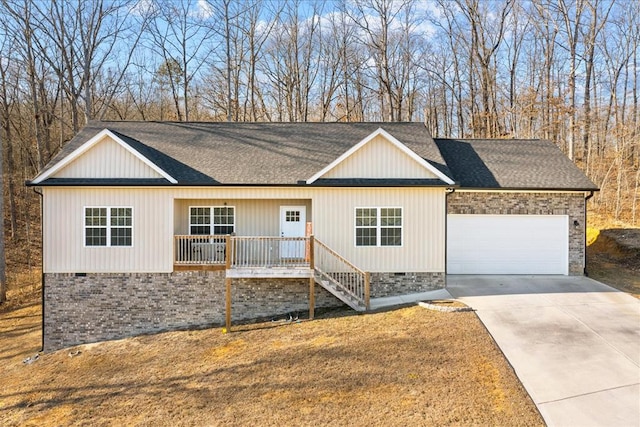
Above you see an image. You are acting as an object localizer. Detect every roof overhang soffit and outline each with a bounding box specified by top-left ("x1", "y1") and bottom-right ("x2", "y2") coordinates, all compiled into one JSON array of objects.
[
  {"x1": 305, "y1": 127, "x2": 454, "y2": 185},
  {"x1": 31, "y1": 128, "x2": 178, "y2": 185}
]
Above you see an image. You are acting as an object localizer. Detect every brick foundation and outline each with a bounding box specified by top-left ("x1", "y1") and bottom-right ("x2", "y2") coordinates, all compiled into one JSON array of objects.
[
  {"x1": 43, "y1": 272, "x2": 343, "y2": 352},
  {"x1": 43, "y1": 268, "x2": 447, "y2": 351},
  {"x1": 447, "y1": 192, "x2": 586, "y2": 275},
  {"x1": 370, "y1": 272, "x2": 445, "y2": 298}
]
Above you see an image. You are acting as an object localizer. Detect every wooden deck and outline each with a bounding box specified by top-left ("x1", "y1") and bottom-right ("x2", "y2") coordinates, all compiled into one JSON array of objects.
[
  {"x1": 174, "y1": 234, "x2": 370, "y2": 331},
  {"x1": 174, "y1": 235, "x2": 312, "y2": 277},
  {"x1": 226, "y1": 267, "x2": 313, "y2": 278}
]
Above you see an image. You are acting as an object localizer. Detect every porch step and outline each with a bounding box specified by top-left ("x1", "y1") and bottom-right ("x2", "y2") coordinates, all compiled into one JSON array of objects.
[{"x1": 316, "y1": 277, "x2": 366, "y2": 312}]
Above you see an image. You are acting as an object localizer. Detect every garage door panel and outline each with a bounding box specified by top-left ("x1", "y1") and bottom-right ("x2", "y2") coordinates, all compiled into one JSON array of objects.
[
  {"x1": 447, "y1": 215, "x2": 568, "y2": 275},
  {"x1": 448, "y1": 260, "x2": 565, "y2": 275}
]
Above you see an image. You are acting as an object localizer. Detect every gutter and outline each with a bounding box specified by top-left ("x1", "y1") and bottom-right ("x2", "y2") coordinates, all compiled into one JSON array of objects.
[
  {"x1": 26, "y1": 180, "x2": 458, "y2": 189},
  {"x1": 453, "y1": 186, "x2": 600, "y2": 192},
  {"x1": 33, "y1": 187, "x2": 44, "y2": 352},
  {"x1": 444, "y1": 187, "x2": 456, "y2": 285},
  {"x1": 584, "y1": 190, "x2": 595, "y2": 276}
]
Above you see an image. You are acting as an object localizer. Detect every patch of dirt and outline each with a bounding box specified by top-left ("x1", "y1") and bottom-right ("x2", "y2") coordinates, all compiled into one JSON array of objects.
[
  {"x1": 0, "y1": 300, "x2": 543, "y2": 426},
  {"x1": 588, "y1": 227, "x2": 640, "y2": 298}
]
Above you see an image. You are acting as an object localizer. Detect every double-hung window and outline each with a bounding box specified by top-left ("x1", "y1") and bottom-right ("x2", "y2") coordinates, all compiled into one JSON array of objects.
[
  {"x1": 85, "y1": 207, "x2": 133, "y2": 247},
  {"x1": 355, "y1": 207, "x2": 402, "y2": 247},
  {"x1": 189, "y1": 206, "x2": 235, "y2": 235}
]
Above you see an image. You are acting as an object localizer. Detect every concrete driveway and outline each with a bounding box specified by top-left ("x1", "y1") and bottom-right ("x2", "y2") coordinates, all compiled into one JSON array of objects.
[{"x1": 446, "y1": 275, "x2": 640, "y2": 427}]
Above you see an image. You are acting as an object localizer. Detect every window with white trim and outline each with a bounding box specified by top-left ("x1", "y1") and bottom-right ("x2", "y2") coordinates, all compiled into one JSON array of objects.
[
  {"x1": 355, "y1": 207, "x2": 402, "y2": 247},
  {"x1": 85, "y1": 207, "x2": 132, "y2": 247},
  {"x1": 189, "y1": 206, "x2": 235, "y2": 235}
]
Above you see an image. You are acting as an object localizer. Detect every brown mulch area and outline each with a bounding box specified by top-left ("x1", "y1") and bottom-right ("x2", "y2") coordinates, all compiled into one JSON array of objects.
[{"x1": 0, "y1": 300, "x2": 543, "y2": 426}]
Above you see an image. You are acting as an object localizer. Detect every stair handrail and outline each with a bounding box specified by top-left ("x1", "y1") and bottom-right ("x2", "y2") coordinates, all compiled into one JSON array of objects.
[{"x1": 313, "y1": 238, "x2": 370, "y2": 310}]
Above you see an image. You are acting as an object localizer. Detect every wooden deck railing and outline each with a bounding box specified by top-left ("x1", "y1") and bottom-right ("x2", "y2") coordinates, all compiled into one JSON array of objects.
[
  {"x1": 174, "y1": 235, "x2": 311, "y2": 269},
  {"x1": 313, "y1": 238, "x2": 370, "y2": 310},
  {"x1": 230, "y1": 236, "x2": 310, "y2": 268},
  {"x1": 174, "y1": 235, "x2": 228, "y2": 265}
]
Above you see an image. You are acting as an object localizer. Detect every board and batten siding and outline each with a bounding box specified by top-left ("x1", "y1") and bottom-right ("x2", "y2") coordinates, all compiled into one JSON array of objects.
[
  {"x1": 43, "y1": 187, "x2": 173, "y2": 273},
  {"x1": 322, "y1": 134, "x2": 438, "y2": 179},
  {"x1": 43, "y1": 186, "x2": 445, "y2": 274},
  {"x1": 53, "y1": 137, "x2": 163, "y2": 179}
]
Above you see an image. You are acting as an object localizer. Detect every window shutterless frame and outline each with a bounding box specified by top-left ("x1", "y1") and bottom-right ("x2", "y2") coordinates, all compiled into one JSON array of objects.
[
  {"x1": 188, "y1": 206, "x2": 236, "y2": 235},
  {"x1": 354, "y1": 207, "x2": 403, "y2": 247},
  {"x1": 83, "y1": 206, "x2": 133, "y2": 247}
]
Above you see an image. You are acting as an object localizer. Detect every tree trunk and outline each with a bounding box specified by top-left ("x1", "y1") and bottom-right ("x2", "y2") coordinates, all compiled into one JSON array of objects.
[{"x1": 0, "y1": 118, "x2": 6, "y2": 304}]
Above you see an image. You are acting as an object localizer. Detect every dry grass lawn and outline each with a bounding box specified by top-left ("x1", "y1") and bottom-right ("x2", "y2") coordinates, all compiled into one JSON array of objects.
[{"x1": 0, "y1": 297, "x2": 543, "y2": 426}]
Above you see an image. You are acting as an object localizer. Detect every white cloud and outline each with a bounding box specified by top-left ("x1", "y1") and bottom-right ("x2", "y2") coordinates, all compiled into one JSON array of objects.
[
  {"x1": 129, "y1": 0, "x2": 158, "y2": 17},
  {"x1": 195, "y1": 0, "x2": 214, "y2": 19}
]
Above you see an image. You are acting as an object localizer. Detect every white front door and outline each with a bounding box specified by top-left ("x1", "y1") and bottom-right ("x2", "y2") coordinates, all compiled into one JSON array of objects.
[{"x1": 280, "y1": 206, "x2": 306, "y2": 258}]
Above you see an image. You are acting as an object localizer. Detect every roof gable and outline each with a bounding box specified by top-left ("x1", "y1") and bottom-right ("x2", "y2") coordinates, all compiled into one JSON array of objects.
[
  {"x1": 307, "y1": 128, "x2": 454, "y2": 185},
  {"x1": 32, "y1": 129, "x2": 177, "y2": 184},
  {"x1": 32, "y1": 122, "x2": 451, "y2": 186}
]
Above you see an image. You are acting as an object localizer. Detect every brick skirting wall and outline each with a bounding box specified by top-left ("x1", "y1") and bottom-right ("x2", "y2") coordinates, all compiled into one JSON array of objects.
[
  {"x1": 43, "y1": 272, "x2": 343, "y2": 352},
  {"x1": 370, "y1": 272, "x2": 445, "y2": 298},
  {"x1": 44, "y1": 268, "x2": 447, "y2": 351},
  {"x1": 447, "y1": 192, "x2": 586, "y2": 275}
]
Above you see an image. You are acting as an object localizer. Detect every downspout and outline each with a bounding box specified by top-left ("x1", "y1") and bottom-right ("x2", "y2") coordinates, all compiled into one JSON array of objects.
[
  {"x1": 444, "y1": 187, "x2": 456, "y2": 285},
  {"x1": 583, "y1": 190, "x2": 595, "y2": 276},
  {"x1": 33, "y1": 187, "x2": 44, "y2": 351}
]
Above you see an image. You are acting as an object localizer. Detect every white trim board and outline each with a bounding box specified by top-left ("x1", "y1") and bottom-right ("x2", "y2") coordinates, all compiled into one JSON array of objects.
[
  {"x1": 306, "y1": 128, "x2": 454, "y2": 185},
  {"x1": 32, "y1": 129, "x2": 178, "y2": 184}
]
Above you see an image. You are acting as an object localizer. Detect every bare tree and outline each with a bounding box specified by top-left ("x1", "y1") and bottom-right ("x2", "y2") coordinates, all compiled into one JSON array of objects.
[
  {"x1": 260, "y1": 0, "x2": 324, "y2": 121},
  {"x1": 146, "y1": 0, "x2": 214, "y2": 121},
  {"x1": 0, "y1": 114, "x2": 5, "y2": 304},
  {"x1": 28, "y1": 0, "x2": 144, "y2": 132},
  {"x1": 457, "y1": 0, "x2": 513, "y2": 137},
  {"x1": 0, "y1": 39, "x2": 20, "y2": 237},
  {"x1": 580, "y1": 0, "x2": 614, "y2": 163},
  {"x1": 1, "y1": 0, "x2": 50, "y2": 169},
  {"x1": 556, "y1": 0, "x2": 586, "y2": 160}
]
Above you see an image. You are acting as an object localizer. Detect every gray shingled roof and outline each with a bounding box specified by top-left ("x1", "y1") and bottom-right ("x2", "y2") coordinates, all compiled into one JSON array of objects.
[
  {"x1": 37, "y1": 121, "x2": 451, "y2": 186},
  {"x1": 31, "y1": 121, "x2": 597, "y2": 190},
  {"x1": 434, "y1": 138, "x2": 598, "y2": 190}
]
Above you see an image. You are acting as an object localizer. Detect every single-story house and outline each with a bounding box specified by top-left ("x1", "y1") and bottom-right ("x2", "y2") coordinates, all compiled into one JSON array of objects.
[{"x1": 28, "y1": 122, "x2": 598, "y2": 351}]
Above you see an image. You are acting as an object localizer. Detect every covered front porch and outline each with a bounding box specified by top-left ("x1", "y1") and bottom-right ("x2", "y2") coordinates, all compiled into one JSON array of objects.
[{"x1": 172, "y1": 197, "x2": 314, "y2": 274}]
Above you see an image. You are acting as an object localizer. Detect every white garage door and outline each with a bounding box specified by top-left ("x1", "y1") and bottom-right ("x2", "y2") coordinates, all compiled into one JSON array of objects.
[{"x1": 447, "y1": 214, "x2": 569, "y2": 275}]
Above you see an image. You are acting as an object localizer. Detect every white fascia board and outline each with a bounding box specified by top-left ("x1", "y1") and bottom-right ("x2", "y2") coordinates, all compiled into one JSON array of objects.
[
  {"x1": 305, "y1": 127, "x2": 454, "y2": 185},
  {"x1": 31, "y1": 128, "x2": 178, "y2": 184}
]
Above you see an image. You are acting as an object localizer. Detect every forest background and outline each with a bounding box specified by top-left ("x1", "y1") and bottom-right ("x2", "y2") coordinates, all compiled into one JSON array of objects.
[{"x1": 0, "y1": 0, "x2": 638, "y2": 301}]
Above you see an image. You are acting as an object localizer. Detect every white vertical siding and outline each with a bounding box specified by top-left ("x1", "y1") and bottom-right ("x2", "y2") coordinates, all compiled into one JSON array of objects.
[
  {"x1": 312, "y1": 187, "x2": 445, "y2": 272},
  {"x1": 43, "y1": 188, "x2": 173, "y2": 273},
  {"x1": 322, "y1": 134, "x2": 438, "y2": 179},
  {"x1": 53, "y1": 137, "x2": 162, "y2": 179},
  {"x1": 43, "y1": 186, "x2": 445, "y2": 274}
]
